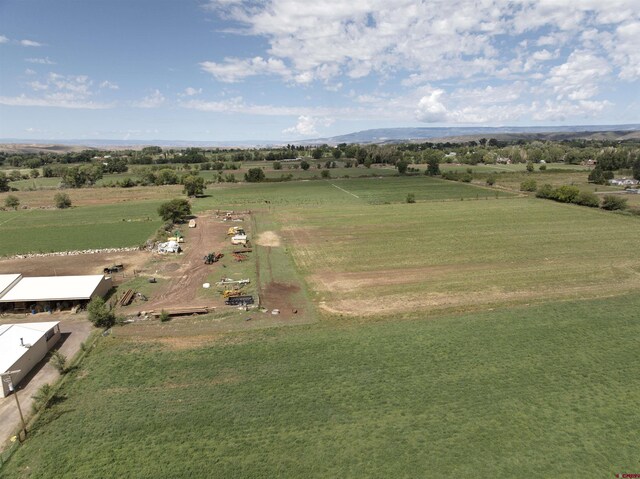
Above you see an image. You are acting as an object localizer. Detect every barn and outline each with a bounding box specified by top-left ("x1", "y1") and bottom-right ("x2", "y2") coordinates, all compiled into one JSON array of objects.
[
  {"x1": 0, "y1": 274, "x2": 112, "y2": 314},
  {"x1": 0, "y1": 321, "x2": 62, "y2": 397}
]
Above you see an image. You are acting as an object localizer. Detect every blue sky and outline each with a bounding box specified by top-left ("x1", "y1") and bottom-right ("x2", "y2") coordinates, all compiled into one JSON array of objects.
[{"x1": 0, "y1": 0, "x2": 639, "y2": 142}]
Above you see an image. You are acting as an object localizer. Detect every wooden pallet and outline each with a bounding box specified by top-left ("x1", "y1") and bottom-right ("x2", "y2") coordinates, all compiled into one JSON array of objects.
[{"x1": 119, "y1": 289, "x2": 135, "y2": 306}]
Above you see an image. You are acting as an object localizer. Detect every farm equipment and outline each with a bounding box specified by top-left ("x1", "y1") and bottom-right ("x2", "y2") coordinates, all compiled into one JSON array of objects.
[
  {"x1": 204, "y1": 252, "x2": 223, "y2": 264},
  {"x1": 231, "y1": 234, "x2": 248, "y2": 246},
  {"x1": 188, "y1": 219, "x2": 196, "y2": 228},
  {"x1": 227, "y1": 226, "x2": 245, "y2": 236},
  {"x1": 222, "y1": 289, "x2": 243, "y2": 298},
  {"x1": 216, "y1": 278, "x2": 250, "y2": 286},
  {"x1": 225, "y1": 295, "x2": 254, "y2": 306},
  {"x1": 233, "y1": 253, "x2": 248, "y2": 262},
  {"x1": 103, "y1": 264, "x2": 124, "y2": 274}
]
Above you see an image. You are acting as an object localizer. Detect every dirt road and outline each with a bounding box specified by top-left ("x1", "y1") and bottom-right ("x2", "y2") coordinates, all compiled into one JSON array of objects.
[{"x1": 144, "y1": 215, "x2": 228, "y2": 310}]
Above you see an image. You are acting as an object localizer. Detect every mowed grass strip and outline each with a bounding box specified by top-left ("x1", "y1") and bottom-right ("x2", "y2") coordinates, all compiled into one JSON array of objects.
[
  {"x1": 282, "y1": 197, "x2": 640, "y2": 315},
  {"x1": 0, "y1": 201, "x2": 163, "y2": 256},
  {"x1": 3, "y1": 294, "x2": 640, "y2": 478}
]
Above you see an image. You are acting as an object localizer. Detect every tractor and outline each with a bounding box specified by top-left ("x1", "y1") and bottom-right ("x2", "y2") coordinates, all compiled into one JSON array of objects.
[{"x1": 204, "y1": 252, "x2": 223, "y2": 264}]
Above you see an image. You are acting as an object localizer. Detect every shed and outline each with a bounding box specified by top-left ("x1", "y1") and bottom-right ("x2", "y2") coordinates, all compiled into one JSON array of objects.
[{"x1": 0, "y1": 321, "x2": 61, "y2": 397}]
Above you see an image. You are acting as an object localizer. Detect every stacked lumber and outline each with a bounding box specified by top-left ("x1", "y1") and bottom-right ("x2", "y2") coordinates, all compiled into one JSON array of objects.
[{"x1": 119, "y1": 289, "x2": 135, "y2": 306}]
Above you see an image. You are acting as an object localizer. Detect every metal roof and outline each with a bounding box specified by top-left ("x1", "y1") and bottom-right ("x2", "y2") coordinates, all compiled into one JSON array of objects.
[
  {"x1": 0, "y1": 274, "x2": 22, "y2": 297},
  {"x1": 0, "y1": 321, "x2": 60, "y2": 374},
  {"x1": 0, "y1": 275, "x2": 106, "y2": 303}
]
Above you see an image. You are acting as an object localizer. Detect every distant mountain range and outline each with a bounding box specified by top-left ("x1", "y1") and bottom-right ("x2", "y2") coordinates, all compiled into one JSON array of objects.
[
  {"x1": 306, "y1": 124, "x2": 640, "y2": 145},
  {"x1": 1, "y1": 124, "x2": 639, "y2": 152}
]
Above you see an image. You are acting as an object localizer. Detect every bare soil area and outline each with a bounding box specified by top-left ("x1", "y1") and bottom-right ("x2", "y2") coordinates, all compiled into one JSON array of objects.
[
  {"x1": 0, "y1": 250, "x2": 150, "y2": 279},
  {"x1": 141, "y1": 215, "x2": 229, "y2": 311},
  {"x1": 256, "y1": 231, "x2": 281, "y2": 247}
]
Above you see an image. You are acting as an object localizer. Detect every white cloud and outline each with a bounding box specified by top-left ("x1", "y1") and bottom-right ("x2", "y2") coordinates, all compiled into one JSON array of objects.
[
  {"x1": 100, "y1": 80, "x2": 119, "y2": 90},
  {"x1": 133, "y1": 90, "x2": 165, "y2": 108},
  {"x1": 24, "y1": 68, "x2": 36, "y2": 75},
  {"x1": 182, "y1": 87, "x2": 202, "y2": 96},
  {"x1": 283, "y1": 115, "x2": 333, "y2": 136},
  {"x1": 545, "y1": 50, "x2": 611, "y2": 100},
  {"x1": 0, "y1": 94, "x2": 110, "y2": 109},
  {"x1": 0, "y1": 72, "x2": 113, "y2": 109},
  {"x1": 0, "y1": 35, "x2": 8, "y2": 44},
  {"x1": 200, "y1": 57, "x2": 290, "y2": 82},
  {"x1": 20, "y1": 39, "x2": 43, "y2": 47},
  {"x1": 25, "y1": 57, "x2": 55, "y2": 65},
  {"x1": 415, "y1": 89, "x2": 448, "y2": 123}
]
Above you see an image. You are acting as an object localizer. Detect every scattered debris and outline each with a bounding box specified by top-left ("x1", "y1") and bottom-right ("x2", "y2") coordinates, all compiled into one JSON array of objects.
[
  {"x1": 146, "y1": 307, "x2": 213, "y2": 318},
  {"x1": 216, "y1": 278, "x2": 250, "y2": 286},
  {"x1": 188, "y1": 219, "x2": 197, "y2": 228},
  {"x1": 203, "y1": 283, "x2": 211, "y2": 289}
]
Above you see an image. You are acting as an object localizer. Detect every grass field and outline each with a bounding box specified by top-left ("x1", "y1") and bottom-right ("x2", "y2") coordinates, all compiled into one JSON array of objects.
[
  {"x1": 2, "y1": 294, "x2": 640, "y2": 478},
  {"x1": 2, "y1": 173, "x2": 640, "y2": 477},
  {"x1": 0, "y1": 201, "x2": 163, "y2": 256}
]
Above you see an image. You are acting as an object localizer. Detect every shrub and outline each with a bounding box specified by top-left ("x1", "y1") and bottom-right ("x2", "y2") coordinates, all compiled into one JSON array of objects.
[
  {"x1": 160, "y1": 310, "x2": 171, "y2": 322},
  {"x1": 486, "y1": 175, "x2": 496, "y2": 186},
  {"x1": 459, "y1": 173, "x2": 473, "y2": 183},
  {"x1": 396, "y1": 160, "x2": 409, "y2": 174},
  {"x1": 321, "y1": 170, "x2": 331, "y2": 179},
  {"x1": 31, "y1": 383, "x2": 53, "y2": 413},
  {"x1": 244, "y1": 168, "x2": 266, "y2": 183},
  {"x1": 526, "y1": 162, "x2": 534, "y2": 172},
  {"x1": 536, "y1": 184, "x2": 555, "y2": 199},
  {"x1": 539, "y1": 164, "x2": 547, "y2": 171},
  {"x1": 520, "y1": 179, "x2": 537, "y2": 192},
  {"x1": 574, "y1": 191, "x2": 600, "y2": 208},
  {"x1": 588, "y1": 168, "x2": 606, "y2": 184},
  {"x1": 4, "y1": 194, "x2": 20, "y2": 209},
  {"x1": 50, "y1": 350, "x2": 67, "y2": 374},
  {"x1": 53, "y1": 192, "x2": 72, "y2": 209},
  {"x1": 406, "y1": 193, "x2": 416, "y2": 203},
  {"x1": 273, "y1": 161, "x2": 282, "y2": 170},
  {"x1": 601, "y1": 195, "x2": 628, "y2": 211},
  {"x1": 300, "y1": 160, "x2": 310, "y2": 171},
  {"x1": 553, "y1": 185, "x2": 580, "y2": 203}
]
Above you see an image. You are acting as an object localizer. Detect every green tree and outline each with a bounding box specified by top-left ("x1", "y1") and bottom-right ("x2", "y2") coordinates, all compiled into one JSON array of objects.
[
  {"x1": 601, "y1": 195, "x2": 628, "y2": 211},
  {"x1": 158, "y1": 198, "x2": 191, "y2": 223},
  {"x1": 526, "y1": 162, "x2": 534, "y2": 172},
  {"x1": 553, "y1": 185, "x2": 580, "y2": 203},
  {"x1": 332, "y1": 149, "x2": 342, "y2": 160},
  {"x1": 321, "y1": 169, "x2": 331, "y2": 179},
  {"x1": 312, "y1": 148, "x2": 323, "y2": 159},
  {"x1": 633, "y1": 158, "x2": 640, "y2": 181},
  {"x1": 273, "y1": 161, "x2": 282, "y2": 170},
  {"x1": 0, "y1": 172, "x2": 9, "y2": 192},
  {"x1": 244, "y1": 168, "x2": 266, "y2": 182},
  {"x1": 536, "y1": 184, "x2": 555, "y2": 199},
  {"x1": 588, "y1": 167, "x2": 606, "y2": 184},
  {"x1": 396, "y1": 160, "x2": 409, "y2": 175},
  {"x1": 486, "y1": 175, "x2": 496, "y2": 186},
  {"x1": 182, "y1": 175, "x2": 205, "y2": 196},
  {"x1": 406, "y1": 193, "x2": 416, "y2": 203},
  {"x1": 300, "y1": 160, "x2": 310, "y2": 171},
  {"x1": 4, "y1": 194, "x2": 20, "y2": 209},
  {"x1": 30, "y1": 168, "x2": 40, "y2": 179},
  {"x1": 425, "y1": 155, "x2": 441, "y2": 176},
  {"x1": 87, "y1": 297, "x2": 116, "y2": 328},
  {"x1": 54, "y1": 192, "x2": 72, "y2": 209}
]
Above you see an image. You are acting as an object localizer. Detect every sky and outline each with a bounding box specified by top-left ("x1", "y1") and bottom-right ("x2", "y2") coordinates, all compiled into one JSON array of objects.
[{"x1": 0, "y1": 0, "x2": 639, "y2": 142}]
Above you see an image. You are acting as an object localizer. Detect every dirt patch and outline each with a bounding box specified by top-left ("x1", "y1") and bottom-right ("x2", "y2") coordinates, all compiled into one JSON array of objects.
[
  {"x1": 310, "y1": 264, "x2": 501, "y2": 292},
  {"x1": 256, "y1": 231, "x2": 281, "y2": 247},
  {"x1": 0, "y1": 249, "x2": 150, "y2": 278},
  {"x1": 262, "y1": 281, "x2": 301, "y2": 318},
  {"x1": 142, "y1": 214, "x2": 230, "y2": 311},
  {"x1": 318, "y1": 280, "x2": 640, "y2": 317}
]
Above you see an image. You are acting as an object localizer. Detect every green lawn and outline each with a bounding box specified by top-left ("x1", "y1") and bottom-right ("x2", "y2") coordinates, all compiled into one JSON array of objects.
[
  {"x1": 3, "y1": 294, "x2": 640, "y2": 478},
  {"x1": 0, "y1": 201, "x2": 163, "y2": 256}
]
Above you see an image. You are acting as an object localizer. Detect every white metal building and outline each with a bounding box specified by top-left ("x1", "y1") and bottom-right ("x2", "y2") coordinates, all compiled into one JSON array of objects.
[
  {"x1": 0, "y1": 274, "x2": 112, "y2": 313},
  {"x1": 0, "y1": 321, "x2": 61, "y2": 397}
]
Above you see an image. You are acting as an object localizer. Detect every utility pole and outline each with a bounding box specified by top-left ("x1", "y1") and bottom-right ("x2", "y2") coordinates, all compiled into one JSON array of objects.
[{"x1": 1, "y1": 371, "x2": 27, "y2": 441}]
